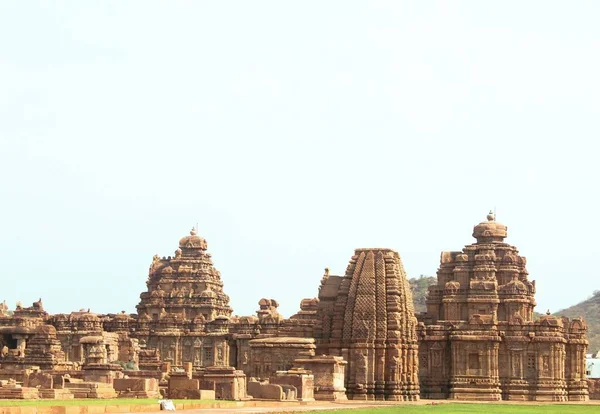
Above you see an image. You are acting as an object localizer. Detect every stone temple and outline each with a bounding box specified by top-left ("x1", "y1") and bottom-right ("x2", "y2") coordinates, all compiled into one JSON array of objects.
[
  {"x1": 315, "y1": 249, "x2": 419, "y2": 401},
  {"x1": 0, "y1": 215, "x2": 589, "y2": 402},
  {"x1": 417, "y1": 212, "x2": 588, "y2": 401}
]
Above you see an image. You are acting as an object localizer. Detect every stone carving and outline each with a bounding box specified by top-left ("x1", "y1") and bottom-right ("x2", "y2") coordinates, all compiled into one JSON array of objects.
[
  {"x1": 257, "y1": 299, "x2": 283, "y2": 324},
  {"x1": 0, "y1": 219, "x2": 588, "y2": 404},
  {"x1": 417, "y1": 213, "x2": 589, "y2": 401},
  {"x1": 314, "y1": 248, "x2": 420, "y2": 401}
]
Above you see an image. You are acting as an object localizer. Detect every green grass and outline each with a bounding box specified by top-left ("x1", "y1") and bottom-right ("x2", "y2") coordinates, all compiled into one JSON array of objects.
[
  {"x1": 0, "y1": 398, "x2": 223, "y2": 407},
  {"x1": 310, "y1": 404, "x2": 600, "y2": 414}
]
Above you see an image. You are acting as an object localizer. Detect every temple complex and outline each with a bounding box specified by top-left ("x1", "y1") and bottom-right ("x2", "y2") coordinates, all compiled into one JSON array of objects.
[
  {"x1": 417, "y1": 212, "x2": 588, "y2": 401},
  {"x1": 0, "y1": 216, "x2": 590, "y2": 402}
]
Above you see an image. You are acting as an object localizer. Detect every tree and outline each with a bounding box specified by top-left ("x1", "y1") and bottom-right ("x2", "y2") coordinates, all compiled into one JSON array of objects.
[{"x1": 409, "y1": 275, "x2": 437, "y2": 313}]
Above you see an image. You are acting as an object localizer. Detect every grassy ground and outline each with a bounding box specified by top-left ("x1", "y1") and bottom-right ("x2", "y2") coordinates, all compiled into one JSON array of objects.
[
  {"x1": 311, "y1": 404, "x2": 600, "y2": 414},
  {"x1": 0, "y1": 398, "x2": 222, "y2": 407}
]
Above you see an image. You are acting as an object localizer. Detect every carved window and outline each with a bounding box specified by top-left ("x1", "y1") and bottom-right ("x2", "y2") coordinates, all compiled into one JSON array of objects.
[
  {"x1": 527, "y1": 354, "x2": 536, "y2": 370},
  {"x1": 204, "y1": 348, "x2": 213, "y2": 364}
]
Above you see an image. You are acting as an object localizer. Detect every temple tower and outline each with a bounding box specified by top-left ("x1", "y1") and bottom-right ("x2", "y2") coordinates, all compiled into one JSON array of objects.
[
  {"x1": 418, "y1": 213, "x2": 588, "y2": 401},
  {"x1": 136, "y1": 228, "x2": 232, "y2": 322},
  {"x1": 315, "y1": 248, "x2": 420, "y2": 401},
  {"x1": 426, "y1": 211, "x2": 535, "y2": 325}
]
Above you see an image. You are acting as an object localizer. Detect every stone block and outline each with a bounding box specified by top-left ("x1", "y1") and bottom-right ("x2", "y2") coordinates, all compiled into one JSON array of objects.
[
  {"x1": 52, "y1": 375, "x2": 66, "y2": 389},
  {"x1": 0, "y1": 386, "x2": 40, "y2": 400},
  {"x1": 198, "y1": 366, "x2": 248, "y2": 400},
  {"x1": 104, "y1": 405, "x2": 131, "y2": 413},
  {"x1": 271, "y1": 370, "x2": 314, "y2": 401},
  {"x1": 18, "y1": 407, "x2": 38, "y2": 414},
  {"x1": 294, "y1": 356, "x2": 347, "y2": 401},
  {"x1": 63, "y1": 406, "x2": 81, "y2": 414},
  {"x1": 200, "y1": 380, "x2": 215, "y2": 390},
  {"x1": 87, "y1": 406, "x2": 106, "y2": 414},
  {"x1": 113, "y1": 378, "x2": 158, "y2": 392},
  {"x1": 247, "y1": 381, "x2": 285, "y2": 400},
  {"x1": 39, "y1": 388, "x2": 75, "y2": 399},
  {"x1": 169, "y1": 389, "x2": 201, "y2": 399},
  {"x1": 25, "y1": 372, "x2": 53, "y2": 389},
  {"x1": 35, "y1": 407, "x2": 58, "y2": 414},
  {"x1": 199, "y1": 389, "x2": 215, "y2": 400},
  {"x1": 169, "y1": 377, "x2": 199, "y2": 390}
]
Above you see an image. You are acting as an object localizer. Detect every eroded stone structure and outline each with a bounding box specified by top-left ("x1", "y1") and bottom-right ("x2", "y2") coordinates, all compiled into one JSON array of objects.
[
  {"x1": 417, "y1": 213, "x2": 588, "y2": 401},
  {"x1": 0, "y1": 219, "x2": 589, "y2": 402},
  {"x1": 314, "y1": 248, "x2": 420, "y2": 401},
  {"x1": 135, "y1": 228, "x2": 233, "y2": 368}
]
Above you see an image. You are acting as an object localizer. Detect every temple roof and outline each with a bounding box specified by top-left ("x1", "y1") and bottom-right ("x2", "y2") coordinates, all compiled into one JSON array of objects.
[
  {"x1": 179, "y1": 227, "x2": 208, "y2": 251},
  {"x1": 472, "y1": 211, "x2": 507, "y2": 243},
  {"x1": 137, "y1": 227, "x2": 233, "y2": 322}
]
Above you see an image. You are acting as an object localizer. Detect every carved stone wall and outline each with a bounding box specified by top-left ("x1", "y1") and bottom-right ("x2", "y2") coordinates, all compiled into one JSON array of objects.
[{"x1": 248, "y1": 337, "x2": 316, "y2": 379}]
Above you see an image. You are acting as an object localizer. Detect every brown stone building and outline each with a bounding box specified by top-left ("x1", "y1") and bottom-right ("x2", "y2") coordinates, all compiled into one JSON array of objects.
[
  {"x1": 417, "y1": 213, "x2": 588, "y2": 401},
  {"x1": 0, "y1": 217, "x2": 589, "y2": 402},
  {"x1": 314, "y1": 248, "x2": 419, "y2": 401},
  {"x1": 134, "y1": 228, "x2": 233, "y2": 368}
]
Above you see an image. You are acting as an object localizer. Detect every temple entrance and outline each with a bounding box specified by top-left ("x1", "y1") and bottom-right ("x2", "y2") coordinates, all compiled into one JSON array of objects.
[{"x1": 0, "y1": 334, "x2": 18, "y2": 350}]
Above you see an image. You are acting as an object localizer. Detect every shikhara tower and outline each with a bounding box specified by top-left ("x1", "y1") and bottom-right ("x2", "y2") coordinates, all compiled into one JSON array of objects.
[{"x1": 315, "y1": 248, "x2": 420, "y2": 401}]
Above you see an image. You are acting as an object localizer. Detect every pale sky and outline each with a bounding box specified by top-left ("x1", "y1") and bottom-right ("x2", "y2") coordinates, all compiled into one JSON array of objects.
[{"x1": 1, "y1": 2, "x2": 599, "y2": 318}]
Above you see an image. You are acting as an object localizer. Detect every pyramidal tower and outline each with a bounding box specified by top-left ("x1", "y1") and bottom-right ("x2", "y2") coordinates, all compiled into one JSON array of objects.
[
  {"x1": 136, "y1": 227, "x2": 232, "y2": 322},
  {"x1": 418, "y1": 213, "x2": 588, "y2": 401}
]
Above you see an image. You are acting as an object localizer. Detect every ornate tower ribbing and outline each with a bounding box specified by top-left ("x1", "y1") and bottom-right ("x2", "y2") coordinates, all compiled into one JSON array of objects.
[{"x1": 315, "y1": 248, "x2": 419, "y2": 401}]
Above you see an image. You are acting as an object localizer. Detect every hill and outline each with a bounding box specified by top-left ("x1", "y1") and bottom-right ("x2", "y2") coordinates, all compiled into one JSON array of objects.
[
  {"x1": 555, "y1": 291, "x2": 600, "y2": 354},
  {"x1": 409, "y1": 275, "x2": 437, "y2": 313}
]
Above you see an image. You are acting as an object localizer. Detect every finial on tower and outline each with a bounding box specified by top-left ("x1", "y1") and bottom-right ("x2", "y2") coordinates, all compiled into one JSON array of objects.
[
  {"x1": 190, "y1": 226, "x2": 197, "y2": 236},
  {"x1": 546, "y1": 309, "x2": 551, "y2": 315},
  {"x1": 487, "y1": 210, "x2": 495, "y2": 221}
]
